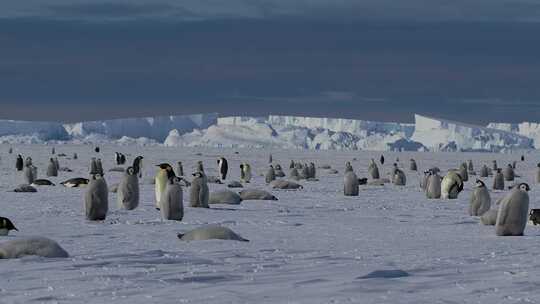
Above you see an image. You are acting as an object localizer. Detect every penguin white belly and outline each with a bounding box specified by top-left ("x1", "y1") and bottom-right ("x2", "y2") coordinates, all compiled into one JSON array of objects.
[{"x1": 155, "y1": 173, "x2": 168, "y2": 207}]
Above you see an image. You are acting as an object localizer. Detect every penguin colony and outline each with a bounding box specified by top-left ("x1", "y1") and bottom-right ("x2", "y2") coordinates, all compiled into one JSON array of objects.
[{"x1": 1, "y1": 146, "x2": 539, "y2": 262}]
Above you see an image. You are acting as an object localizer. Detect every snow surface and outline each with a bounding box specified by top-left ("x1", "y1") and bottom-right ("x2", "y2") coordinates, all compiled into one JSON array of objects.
[
  {"x1": 413, "y1": 114, "x2": 533, "y2": 152},
  {"x1": 1, "y1": 144, "x2": 540, "y2": 303}
]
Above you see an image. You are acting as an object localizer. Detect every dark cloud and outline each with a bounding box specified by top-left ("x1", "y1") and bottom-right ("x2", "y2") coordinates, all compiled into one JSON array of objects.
[{"x1": 45, "y1": 3, "x2": 196, "y2": 19}]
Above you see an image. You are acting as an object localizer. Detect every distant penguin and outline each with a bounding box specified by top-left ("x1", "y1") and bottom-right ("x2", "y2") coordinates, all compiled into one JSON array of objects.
[
  {"x1": 177, "y1": 225, "x2": 248, "y2": 242},
  {"x1": 51, "y1": 147, "x2": 55, "y2": 155},
  {"x1": 425, "y1": 171, "x2": 442, "y2": 199},
  {"x1": 94, "y1": 146, "x2": 100, "y2": 153},
  {"x1": 480, "y1": 165, "x2": 489, "y2": 177},
  {"x1": 115, "y1": 152, "x2": 126, "y2": 165},
  {"x1": 73, "y1": 153, "x2": 78, "y2": 160},
  {"x1": 300, "y1": 165, "x2": 310, "y2": 180},
  {"x1": 190, "y1": 171, "x2": 209, "y2": 208},
  {"x1": 368, "y1": 159, "x2": 380, "y2": 179},
  {"x1": 15, "y1": 155, "x2": 23, "y2": 171},
  {"x1": 160, "y1": 177, "x2": 184, "y2": 221},
  {"x1": 289, "y1": 167, "x2": 300, "y2": 180},
  {"x1": 24, "y1": 157, "x2": 33, "y2": 167},
  {"x1": 23, "y1": 165, "x2": 35, "y2": 184},
  {"x1": 345, "y1": 161, "x2": 353, "y2": 173},
  {"x1": 495, "y1": 183, "x2": 530, "y2": 236},
  {"x1": 420, "y1": 170, "x2": 430, "y2": 190},
  {"x1": 155, "y1": 163, "x2": 175, "y2": 209},
  {"x1": 344, "y1": 171, "x2": 360, "y2": 196},
  {"x1": 493, "y1": 169, "x2": 505, "y2": 190},
  {"x1": 8, "y1": 147, "x2": 12, "y2": 154},
  {"x1": 31, "y1": 179, "x2": 55, "y2": 186},
  {"x1": 84, "y1": 174, "x2": 109, "y2": 221},
  {"x1": 90, "y1": 158, "x2": 98, "y2": 174},
  {"x1": 0, "y1": 217, "x2": 18, "y2": 236},
  {"x1": 393, "y1": 169, "x2": 406, "y2": 186},
  {"x1": 217, "y1": 157, "x2": 228, "y2": 180},
  {"x1": 240, "y1": 163, "x2": 252, "y2": 183},
  {"x1": 469, "y1": 179, "x2": 491, "y2": 216},
  {"x1": 289, "y1": 160, "x2": 295, "y2": 169},
  {"x1": 536, "y1": 163, "x2": 540, "y2": 184},
  {"x1": 409, "y1": 159, "x2": 417, "y2": 171},
  {"x1": 441, "y1": 171, "x2": 464, "y2": 199},
  {"x1": 61, "y1": 177, "x2": 89, "y2": 188},
  {"x1": 196, "y1": 161, "x2": 204, "y2": 173},
  {"x1": 380, "y1": 155, "x2": 385, "y2": 165},
  {"x1": 512, "y1": 161, "x2": 517, "y2": 169},
  {"x1": 492, "y1": 160, "x2": 498, "y2": 171},
  {"x1": 117, "y1": 167, "x2": 139, "y2": 210},
  {"x1": 468, "y1": 160, "x2": 474, "y2": 172},
  {"x1": 240, "y1": 189, "x2": 278, "y2": 200},
  {"x1": 459, "y1": 163, "x2": 468, "y2": 182},
  {"x1": 53, "y1": 157, "x2": 60, "y2": 170},
  {"x1": 521, "y1": 155, "x2": 525, "y2": 162},
  {"x1": 274, "y1": 164, "x2": 285, "y2": 177},
  {"x1": 46, "y1": 158, "x2": 58, "y2": 177},
  {"x1": 269, "y1": 154, "x2": 273, "y2": 164},
  {"x1": 96, "y1": 159, "x2": 104, "y2": 175},
  {"x1": 265, "y1": 165, "x2": 276, "y2": 184},
  {"x1": 308, "y1": 162, "x2": 316, "y2": 179},
  {"x1": 503, "y1": 164, "x2": 515, "y2": 181},
  {"x1": 390, "y1": 163, "x2": 399, "y2": 176},
  {"x1": 177, "y1": 161, "x2": 184, "y2": 177},
  {"x1": 132, "y1": 156, "x2": 144, "y2": 178}
]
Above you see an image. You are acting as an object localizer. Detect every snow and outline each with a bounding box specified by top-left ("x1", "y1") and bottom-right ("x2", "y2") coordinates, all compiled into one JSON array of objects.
[
  {"x1": 488, "y1": 122, "x2": 540, "y2": 149},
  {"x1": 412, "y1": 114, "x2": 533, "y2": 152},
  {"x1": 1, "y1": 144, "x2": 540, "y2": 303}
]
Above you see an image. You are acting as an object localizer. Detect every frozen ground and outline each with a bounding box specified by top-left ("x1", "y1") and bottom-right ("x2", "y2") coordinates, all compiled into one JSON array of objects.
[{"x1": 1, "y1": 144, "x2": 540, "y2": 303}]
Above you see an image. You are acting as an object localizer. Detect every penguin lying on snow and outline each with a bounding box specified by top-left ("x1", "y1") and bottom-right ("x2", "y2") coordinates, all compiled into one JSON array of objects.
[
  {"x1": 0, "y1": 237, "x2": 69, "y2": 259},
  {"x1": 31, "y1": 179, "x2": 55, "y2": 186},
  {"x1": 61, "y1": 178, "x2": 90, "y2": 188},
  {"x1": 529, "y1": 209, "x2": 540, "y2": 225},
  {"x1": 177, "y1": 225, "x2": 249, "y2": 242}
]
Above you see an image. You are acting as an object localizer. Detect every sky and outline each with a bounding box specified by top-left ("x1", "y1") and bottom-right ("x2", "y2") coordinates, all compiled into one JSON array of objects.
[{"x1": 1, "y1": 1, "x2": 540, "y2": 123}]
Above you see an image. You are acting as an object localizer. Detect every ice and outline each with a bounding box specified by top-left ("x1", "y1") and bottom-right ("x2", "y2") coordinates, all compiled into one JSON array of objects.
[
  {"x1": 0, "y1": 120, "x2": 69, "y2": 141},
  {"x1": 412, "y1": 114, "x2": 533, "y2": 152},
  {"x1": 1, "y1": 144, "x2": 540, "y2": 303},
  {"x1": 488, "y1": 122, "x2": 540, "y2": 149}
]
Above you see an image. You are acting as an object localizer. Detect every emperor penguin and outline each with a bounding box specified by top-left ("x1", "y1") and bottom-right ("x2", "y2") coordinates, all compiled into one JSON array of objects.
[
  {"x1": 393, "y1": 168, "x2": 406, "y2": 186},
  {"x1": 536, "y1": 163, "x2": 540, "y2": 184},
  {"x1": 459, "y1": 163, "x2": 469, "y2": 182},
  {"x1": 289, "y1": 160, "x2": 295, "y2": 169},
  {"x1": 265, "y1": 165, "x2": 276, "y2": 184},
  {"x1": 160, "y1": 177, "x2": 184, "y2": 221},
  {"x1": 492, "y1": 160, "x2": 498, "y2": 171},
  {"x1": 8, "y1": 147, "x2": 12, "y2": 154},
  {"x1": 345, "y1": 161, "x2": 354, "y2": 173},
  {"x1": 217, "y1": 157, "x2": 228, "y2": 180},
  {"x1": 380, "y1": 155, "x2": 385, "y2": 165},
  {"x1": 493, "y1": 168, "x2": 505, "y2": 190},
  {"x1": 177, "y1": 161, "x2": 184, "y2": 177},
  {"x1": 521, "y1": 155, "x2": 525, "y2": 162},
  {"x1": 90, "y1": 158, "x2": 99, "y2": 174},
  {"x1": 190, "y1": 171, "x2": 209, "y2": 208},
  {"x1": 73, "y1": 153, "x2": 78, "y2": 160},
  {"x1": 344, "y1": 170, "x2": 360, "y2": 196},
  {"x1": 409, "y1": 159, "x2": 417, "y2": 171},
  {"x1": 469, "y1": 179, "x2": 491, "y2": 216},
  {"x1": 94, "y1": 146, "x2": 100, "y2": 153},
  {"x1": 512, "y1": 161, "x2": 517, "y2": 169},
  {"x1": 391, "y1": 163, "x2": 399, "y2": 176},
  {"x1": 308, "y1": 162, "x2": 316, "y2": 179},
  {"x1": 117, "y1": 167, "x2": 139, "y2": 210},
  {"x1": 96, "y1": 159, "x2": 104, "y2": 175},
  {"x1": 425, "y1": 170, "x2": 442, "y2": 199},
  {"x1": 24, "y1": 157, "x2": 33, "y2": 167},
  {"x1": 177, "y1": 225, "x2": 248, "y2": 242},
  {"x1": 132, "y1": 156, "x2": 144, "y2": 178},
  {"x1": 51, "y1": 147, "x2": 55, "y2": 155},
  {"x1": 480, "y1": 165, "x2": 489, "y2": 178},
  {"x1": 23, "y1": 164, "x2": 36, "y2": 184},
  {"x1": 300, "y1": 164, "x2": 310, "y2": 180},
  {"x1": 441, "y1": 171, "x2": 464, "y2": 199},
  {"x1": 0, "y1": 217, "x2": 18, "y2": 236},
  {"x1": 468, "y1": 160, "x2": 474, "y2": 172},
  {"x1": 196, "y1": 161, "x2": 204, "y2": 173},
  {"x1": 46, "y1": 158, "x2": 58, "y2": 177},
  {"x1": 503, "y1": 164, "x2": 515, "y2": 181},
  {"x1": 420, "y1": 170, "x2": 430, "y2": 190},
  {"x1": 84, "y1": 173, "x2": 109, "y2": 221},
  {"x1": 275, "y1": 164, "x2": 285, "y2": 177},
  {"x1": 15, "y1": 155, "x2": 23, "y2": 171},
  {"x1": 155, "y1": 163, "x2": 175, "y2": 209},
  {"x1": 495, "y1": 183, "x2": 530, "y2": 236},
  {"x1": 269, "y1": 154, "x2": 273, "y2": 164},
  {"x1": 368, "y1": 159, "x2": 380, "y2": 179},
  {"x1": 115, "y1": 152, "x2": 126, "y2": 165},
  {"x1": 240, "y1": 163, "x2": 252, "y2": 183},
  {"x1": 289, "y1": 167, "x2": 300, "y2": 180}
]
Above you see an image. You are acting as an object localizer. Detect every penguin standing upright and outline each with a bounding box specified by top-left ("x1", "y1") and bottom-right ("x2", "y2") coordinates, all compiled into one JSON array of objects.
[
  {"x1": 409, "y1": 159, "x2": 417, "y2": 171},
  {"x1": 368, "y1": 159, "x2": 380, "y2": 179},
  {"x1": 345, "y1": 162, "x2": 353, "y2": 173},
  {"x1": 155, "y1": 163, "x2": 175, "y2": 209},
  {"x1": 269, "y1": 154, "x2": 273, "y2": 164},
  {"x1": 344, "y1": 170, "x2": 359, "y2": 196},
  {"x1": 73, "y1": 153, "x2": 78, "y2": 160},
  {"x1": 117, "y1": 167, "x2": 139, "y2": 210},
  {"x1": 459, "y1": 163, "x2": 468, "y2": 182},
  {"x1": 493, "y1": 168, "x2": 505, "y2": 190},
  {"x1": 240, "y1": 163, "x2": 251, "y2": 183},
  {"x1": 308, "y1": 162, "x2": 316, "y2": 179},
  {"x1": 480, "y1": 165, "x2": 489, "y2": 178},
  {"x1": 0, "y1": 217, "x2": 18, "y2": 236},
  {"x1": 289, "y1": 160, "x2": 295, "y2": 169},
  {"x1": 420, "y1": 170, "x2": 430, "y2": 190},
  {"x1": 53, "y1": 158, "x2": 60, "y2": 171},
  {"x1": 160, "y1": 177, "x2": 183, "y2": 221},
  {"x1": 492, "y1": 160, "x2": 498, "y2": 171},
  {"x1": 177, "y1": 161, "x2": 184, "y2": 177},
  {"x1": 196, "y1": 161, "x2": 204, "y2": 173},
  {"x1": 24, "y1": 157, "x2": 33, "y2": 167},
  {"x1": 132, "y1": 156, "x2": 144, "y2": 178},
  {"x1": 469, "y1": 179, "x2": 491, "y2": 216},
  {"x1": 51, "y1": 147, "x2": 55, "y2": 155},
  {"x1": 503, "y1": 164, "x2": 515, "y2": 181},
  {"x1": 441, "y1": 171, "x2": 464, "y2": 199},
  {"x1": 15, "y1": 155, "x2": 23, "y2": 171},
  {"x1": 393, "y1": 168, "x2": 406, "y2": 186},
  {"x1": 496, "y1": 183, "x2": 530, "y2": 236},
  {"x1": 115, "y1": 152, "x2": 126, "y2": 165},
  {"x1": 46, "y1": 158, "x2": 58, "y2": 177},
  {"x1": 521, "y1": 155, "x2": 525, "y2": 162},
  {"x1": 84, "y1": 173, "x2": 108, "y2": 221},
  {"x1": 94, "y1": 147, "x2": 100, "y2": 153},
  {"x1": 8, "y1": 147, "x2": 13, "y2": 154},
  {"x1": 468, "y1": 160, "x2": 474, "y2": 172},
  {"x1": 265, "y1": 165, "x2": 276, "y2": 184},
  {"x1": 425, "y1": 170, "x2": 442, "y2": 199},
  {"x1": 190, "y1": 171, "x2": 209, "y2": 208},
  {"x1": 23, "y1": 164, "x2": 35, "y2": 184},
  {"x1": 217, "y1": 157, "x2": 228, "y2": 180},
  {"x1": 300, "y1": 164, "x2": 310, "y2": 180},
  {"x1": 536, "y1": 163, "x2": 540, "y2": 184},
  {"x1": 380, "y1": 155, "x2": 385, "y2": 165},
  {"x1": 96, "y1": 159, "x2": 104, "y2": 175},
  {"x1": 90, "y1": 158, "x2": 99, "y2": 174}
]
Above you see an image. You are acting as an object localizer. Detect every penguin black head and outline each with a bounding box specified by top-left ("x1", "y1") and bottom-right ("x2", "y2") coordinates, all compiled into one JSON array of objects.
[
  {"x1": 497, "y1": 168, "x2": 502, "y2": 173},
  {"x1": 475, "y1": 179, "x2": 485, "y2": 188},
  {"x1": 0, "y1": 217, "x2": 18, "y2": 232},
  {"x1": 126, "y1": 167, "x2": 135, "y2": 175},
  {"x1": 240, "y1": 164, "x2": 244, "y2": 170},
  {"x1": 537, "y1": 162, "x2": 540, "y2": 168},
  {"x1": 91, "y1": 173, "x2": 103, "y2": 180},
  {"x1": 157, "y1": 163, "x2": 171, "y2": 170},
  {"x1": 518, "y1": 183, "x2": 530, "y2": 192},
  {"x1": 192, "y1": 171, "x2": 203, "y2": 178}
]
